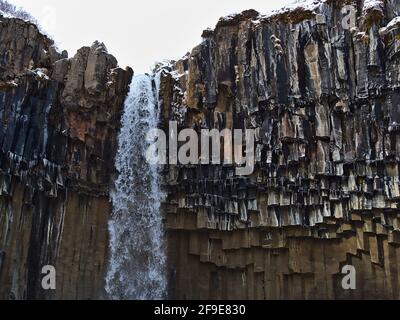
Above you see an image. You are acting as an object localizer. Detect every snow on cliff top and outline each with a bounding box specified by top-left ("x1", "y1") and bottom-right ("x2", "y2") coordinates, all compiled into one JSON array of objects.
[
  {"x1": 0, "y1": 8, "x2": 39, "y2": 27},
  {"x1": 217, "y1": 0, "x2": 390, "y2": 29},
  {"x1": 217, "y1": 0, "x2": 325, "y2": 26},
  {"x1": 0, "y1": 8, "x2": 53, "y2": 41},
  {"x1": 363, "y1": 0, "x2": 384, "y2": 12},
  {"x1": 0, "y1": 9, "x2": 13, "y2": 19},
  {"x1": 380, "y1": 16, "x2": 400, "y2": 35},
  {"x1": 273, "y1": 0, "x2": 383, "y2": 16},
  {"x1": 269, "y1": 0, "x2": 324, "y2": 15}
]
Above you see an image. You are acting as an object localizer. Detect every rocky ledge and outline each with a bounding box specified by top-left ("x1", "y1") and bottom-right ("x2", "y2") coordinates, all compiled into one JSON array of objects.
[
  {"x1": 158, "y1": 0, "x2": 400, "y2": 299},
  {"x1": 2, "y1": 0, "x2": 400, "y2": 301}
]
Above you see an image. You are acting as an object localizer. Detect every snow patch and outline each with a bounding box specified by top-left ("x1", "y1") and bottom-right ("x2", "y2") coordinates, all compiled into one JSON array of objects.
[
  {"x1": 30, "y1": 68, "x2": 50, "y2": 80},
  {"x1": 217, "y1": 0, "x2": 325, "y2": 28},
  {"x1": 0, "y1": 7, "x2": 35, "y2": 24},
  {"x1": 155, "y1": 59, "x2": 186, "y2": 82},
  {"x1": 0, "y1": 7, "x2": 53, "y2": 41},
  {"x1": 7, "y1": 80, "x2": 18, "y2": 87},
  {"x1": 386, "y1": 16, "x2": 400, "y2": 30},
  {"x1": 270, "y1": 0, "x2": 324, "y2": 15},
  {"x1": 379, "y1": 16, "x2": 400, "y2": 36},
  {"x1": 218, "y1": 13, "x2": 239, "y2": 24},
  {"x1": 0, "y1": 9, "x2": 13, "y2": 19},
  {"x1": 363, "y1": 0, "x2": 384, "y2": 12}
]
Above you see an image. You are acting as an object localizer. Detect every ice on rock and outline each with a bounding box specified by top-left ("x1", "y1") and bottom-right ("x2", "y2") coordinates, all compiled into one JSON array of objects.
[{"x1": 363, "y1": 0, "x2": 384, "y2": 12}]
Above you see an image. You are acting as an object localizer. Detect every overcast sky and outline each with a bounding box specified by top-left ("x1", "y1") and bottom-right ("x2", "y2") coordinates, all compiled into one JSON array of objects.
[{"x1": 10, "y1": 0, "x2": 294, "y2": 73}]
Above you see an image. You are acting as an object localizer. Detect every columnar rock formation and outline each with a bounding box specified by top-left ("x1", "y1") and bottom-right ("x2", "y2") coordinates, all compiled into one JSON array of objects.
[
  {"x1": 2, "y1": 0, "x2": 400, "y2": 301},
  {"x1": 158, "y1": 0, "x2": 400, "y2": 299},
  {"x1": 0, "y1": 15, "x2": 132, "y2": 299}
]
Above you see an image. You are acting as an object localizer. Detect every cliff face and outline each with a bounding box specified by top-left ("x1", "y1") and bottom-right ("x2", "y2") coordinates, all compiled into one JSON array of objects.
[
  {"x1": 0, "y1": 15, "x2": 132, "y2": 299},
  {"x1": 2, "y1": 0, "x2": 400, "y2": 301},
  {"x1": 159, "y1": 0, "x2": 400, "y2": 299}
]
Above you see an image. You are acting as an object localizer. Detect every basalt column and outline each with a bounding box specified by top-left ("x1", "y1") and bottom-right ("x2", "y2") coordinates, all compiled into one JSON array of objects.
[
  {"x1": 0, "y1": 15, "x2": 132, "y2": 300},
  {"x1": 158, "y1": 0, "x2": 400, "y2": 300}
]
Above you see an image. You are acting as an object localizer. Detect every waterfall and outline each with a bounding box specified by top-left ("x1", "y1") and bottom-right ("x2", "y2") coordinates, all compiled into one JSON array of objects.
[{"x1": 105, "y1": 74, "x2": 167, "y2": 300}]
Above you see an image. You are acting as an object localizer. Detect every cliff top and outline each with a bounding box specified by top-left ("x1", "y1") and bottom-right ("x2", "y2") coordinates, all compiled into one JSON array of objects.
[
  {"x1": 201, "y1": 0, "x2": 389, "y2": 39},
  {"x1": 0, "y1": 0, "x2": 37, "y2": 22},
  {"x1": 213, "y1": 0, "x2": 324, "y2": 29}
]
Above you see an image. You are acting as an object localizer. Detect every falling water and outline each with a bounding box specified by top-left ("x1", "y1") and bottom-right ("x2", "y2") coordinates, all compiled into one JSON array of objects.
[{"x1": 105, "y1": 74, "x2": 167, "y2": 300}]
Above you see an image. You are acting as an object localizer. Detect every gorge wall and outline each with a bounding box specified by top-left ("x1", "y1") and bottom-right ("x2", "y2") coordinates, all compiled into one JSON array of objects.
[
  {"x1": 2, "y1": 0, "x2": 400, "y2": 300},
  {"x1": 159, "y1": 0, "x2": 400, "y2": 300},
  {"x1": 0, "y1": 15, "x2": 132, "y2": 299}
]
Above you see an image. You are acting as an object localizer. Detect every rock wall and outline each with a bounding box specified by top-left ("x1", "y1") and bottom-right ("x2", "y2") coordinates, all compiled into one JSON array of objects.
[
  {"x1": 3, "y1": 0, "x2": 400, "y2": 301},
  {"x1": 159, "y1": 0, "x2": 400, "y2": 299},
  {"x1": 0, "y1": 15, "x2": 132, "y2": 299}
]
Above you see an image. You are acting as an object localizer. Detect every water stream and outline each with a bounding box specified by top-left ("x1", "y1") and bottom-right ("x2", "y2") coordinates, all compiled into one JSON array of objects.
[{"x1": 105, "y1": 74, "x2": 167, "y2": 300}]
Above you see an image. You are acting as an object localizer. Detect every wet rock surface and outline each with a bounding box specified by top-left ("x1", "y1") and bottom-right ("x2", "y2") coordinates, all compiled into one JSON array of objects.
[
  {"x1": 0, "y1": 15, "x2": 132, "y2": 299},
  {"x1": 159, "y1": 0, "x2": 400, "y2": 299}
]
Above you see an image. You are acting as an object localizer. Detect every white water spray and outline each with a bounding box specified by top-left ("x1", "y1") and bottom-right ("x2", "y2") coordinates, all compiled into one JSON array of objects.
[{"x1": 105, "y1": 74, "x2": 167, "y2": 300}]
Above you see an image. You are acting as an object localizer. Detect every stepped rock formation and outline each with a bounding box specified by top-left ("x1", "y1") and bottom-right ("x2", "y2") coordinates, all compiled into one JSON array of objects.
[
  {"x1": 158, "y1": 0, "x2": 400, "y2": 299},
  {"x1": 2, "y1": 0, "x2": 400, "y2": 300},
  {"x1": 0, "y1": 15, "x2": 132, "y2": 299}
]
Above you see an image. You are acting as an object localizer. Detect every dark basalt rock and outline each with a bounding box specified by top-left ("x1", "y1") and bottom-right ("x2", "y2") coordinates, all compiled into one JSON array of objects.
[
  {"x1": 0, "y1": 250, "x2": 4, "y2": 271},
  {"x1": 158, "y1": 0, "x2": 400, "y2": 300},
  {"x1": 0, "y1": 13, "x2": 132, "y2": 300},
  {"x1": 2, "y1": 0, "x2": 400, "y2": 301}
]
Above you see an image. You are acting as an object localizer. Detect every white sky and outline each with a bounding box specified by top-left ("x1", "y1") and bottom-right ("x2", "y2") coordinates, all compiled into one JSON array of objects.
[{"x1": 10, "y1": 0, "x2": 294, "y2": 73}]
